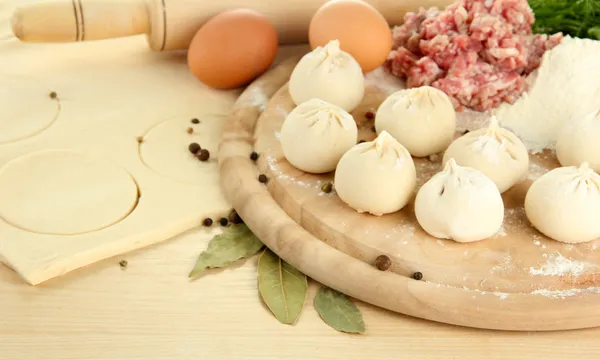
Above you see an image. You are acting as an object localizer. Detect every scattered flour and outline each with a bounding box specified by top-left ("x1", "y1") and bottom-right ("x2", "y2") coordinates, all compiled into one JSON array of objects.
[
  {"x1": 495, "y1": 37, "x2": 600, "y2": 152},
  {"x1": 528, "y1": 162, "x2": 547, "y2": 180},
  {"x1": 529, "y1": 252, "x2": 585, "y2": 276},
  {"x1": 248, "y1": 86, "x2": 269, "y2": 111},
  {"x1": 265, "y1": 155, "x2": 324, "y2": 190},
  {"x1": 531, "y1": 287, "x2": 600, "y2": 300},
  {"x1": 434, "y1": 283, "x2": 510, "y2": 300},
  {"x1": 276, "y1": 104, "x2": 289, "y2": 118},
  {"x1": 491, "y1": 254, "x2": 512, "y2": 273}
]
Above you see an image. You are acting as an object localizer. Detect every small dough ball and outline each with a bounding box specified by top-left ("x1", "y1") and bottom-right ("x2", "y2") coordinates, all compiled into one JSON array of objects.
[
  {"x1": 374, "y1": 86, "x2": 456, "y2": 157},
  {"x1": 289, "y1": 40, "x2": 364, "y2": 112},
  {"x1": 280, "y1": 98, "x2": 358, "y2": 174},
  {"x1": 187, "y1": 9, "x2": 278, "y2": 89},
  {"x1": 525, "y1": 162, "x2": 600, "y2": 244},
  {"x1": 309, "y1": 0, "x2": 393, "y2": 72},
  {"x1": 415, "y1": 159, "x2": 504, "y2": 243},
  {"x1": 442, "y1": 116, "x2": 529, "y2": 193},
  {"x1": 334, "y1": 131, "x2": 416, "y2": 215},
  {"x1": 556, "y1": 110, "x2": 600, "y2": 172}
]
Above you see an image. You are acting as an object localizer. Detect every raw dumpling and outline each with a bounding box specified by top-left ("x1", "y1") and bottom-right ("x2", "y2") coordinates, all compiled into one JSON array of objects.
[
  {"x1": 525, "y1": 162, "x2": 600, "y2": 244},
  {"x1": 288, "y1": 40, "x2": 364, "y2": 112},
  {"x1": 442, "y1": 116, "x2": 529, "y2": 193},
  {"x1": 415, "y1": 159, "x2": 504, "y2": 243},
  {"x1": 374, "y1": 86, "x2": 456, "y2": 157},
  {"x1": 280, "y1": 98, "x2": 358, "y2": 174},
  {"x1": 334, "y1": 131, "x2": 416, "y2": 216},
  {"x1": 556, "y1": 109, "x2": 600, "y2": 172}
]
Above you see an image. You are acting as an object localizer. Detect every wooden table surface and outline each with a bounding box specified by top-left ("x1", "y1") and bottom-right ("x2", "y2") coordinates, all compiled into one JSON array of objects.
[{"x1": 1, "y1": 1, "x2": 599, "y2": 359}]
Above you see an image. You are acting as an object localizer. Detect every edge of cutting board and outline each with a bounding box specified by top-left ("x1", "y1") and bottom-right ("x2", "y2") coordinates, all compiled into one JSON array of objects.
[{"x1": 218, "y1": 56, "x2": 600, "y2": 332}]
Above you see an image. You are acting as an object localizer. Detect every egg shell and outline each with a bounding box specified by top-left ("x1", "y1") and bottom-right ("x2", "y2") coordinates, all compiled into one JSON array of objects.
[
  {"x1": 309, "y1": 0, "x2": 392, "y2": 72},
  {"x1": 187, "y1": 9, "x2": 278, "y2": 89}
]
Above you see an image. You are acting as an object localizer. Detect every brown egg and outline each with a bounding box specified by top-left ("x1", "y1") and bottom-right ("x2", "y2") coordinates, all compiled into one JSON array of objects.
[
  {"x1": 187, "y1": 9, "x2": 278, "y2": 89},
  {"x1": 309, "y1": 0, "x2": 393, "y2": 73}
]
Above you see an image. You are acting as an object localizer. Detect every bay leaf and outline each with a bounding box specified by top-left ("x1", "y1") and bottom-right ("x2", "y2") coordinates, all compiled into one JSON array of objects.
[
  {"x1": 314, "y1": 286, "x2": 365, "y2": 334},
  {"x1": 257, "y1": 248, "x2": 308, "y2": 325},
  {"x1": 188, "y1": 224, "x2": 264, "y2": 278}
]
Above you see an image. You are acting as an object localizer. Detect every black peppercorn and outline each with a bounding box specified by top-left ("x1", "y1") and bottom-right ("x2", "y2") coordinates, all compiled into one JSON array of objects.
[
  {"x1": 374, "y1": 255, "x2": 392, "y2": 271},
  {"x1": 321, "y1": 182, "x2": 333, "y2": 194},
  {"x1": 188, "y1": 143, "x2": 201, "y2": 154},
  {"x1": 249, "y1": 151, "x2": 259, "y2": 161},
  {"x1": 202, "y1": 218, "x2": 213, "y2": 227},
  {"x1": 413, "y1": 272, "x2": 423, "y2": 280},
  {"x1": 198, "y1": 149, "x2": 210, "y2": 161},
  {"x1": 219, "y1": 217, "x2": 228, "y2": 226},
  {"x1": 258, "y1": 174, "x2": 268, "y2": 183},
  {"x1": 229, "y1": 209, "x2": 243, "y2": 224},
  {"x1": 191, "y1": 118, "x2": 200, "y2": 124}
]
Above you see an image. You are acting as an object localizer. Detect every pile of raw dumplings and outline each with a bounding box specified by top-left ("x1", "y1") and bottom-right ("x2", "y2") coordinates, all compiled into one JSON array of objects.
[{"x1": 280, "y1": 40, "x2": 600, "y2": 245}]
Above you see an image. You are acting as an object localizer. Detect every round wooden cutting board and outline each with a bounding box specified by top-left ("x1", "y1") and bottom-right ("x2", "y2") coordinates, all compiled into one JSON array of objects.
[{"x1": 219, "y1": 56, "x2": 600, "y2": 332}]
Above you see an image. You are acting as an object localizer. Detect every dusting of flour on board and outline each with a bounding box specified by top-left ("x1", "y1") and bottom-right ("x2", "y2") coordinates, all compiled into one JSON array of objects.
[{"x1": 529, "y1": 253, "x2": 586, "y2": 277}]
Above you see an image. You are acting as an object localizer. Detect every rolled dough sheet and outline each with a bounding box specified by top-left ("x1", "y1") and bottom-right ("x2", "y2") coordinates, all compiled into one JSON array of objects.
[{"x1": 0, "y1": 0, "x2": 242, "y2": 284}]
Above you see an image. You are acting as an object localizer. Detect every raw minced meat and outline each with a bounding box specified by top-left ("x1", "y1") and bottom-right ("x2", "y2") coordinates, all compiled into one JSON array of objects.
[{"x1": 385, "y1": 0, "x2": 563, "y2": 111}]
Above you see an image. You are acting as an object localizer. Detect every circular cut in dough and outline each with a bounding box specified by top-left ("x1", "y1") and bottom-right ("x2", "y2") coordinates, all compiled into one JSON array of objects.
[
  {"x1": 288, "y1": 40, "x2": 365, "y2": 112},
  {"x1": 556, "y1": 109, "x2": 600, "y2": 172},
  {"x1": 415, "y1": 159, "x2": 505, "y2": 243},
  {"x1": 0, "y1": 76, "x2": 60, "y2": 144},
  {"x1": 374, "y1": 86, "x2": 456, "y2": 157},
  {"x1": 280, "y1": 98, "x2": 358, "y2": 174},
  {"x1": 442, "y1": 116, "x2": 529, "y2": 193},
  {"x1": 0, "y1": 150, "x2": 138, "y2": 235},
  {"x1": 525, "y1": 162, "x2": 600, "y2": 244},
  {"x1": 334, "y1": 131, "x2": 416, "y2": 216},
  {"x1": 140, "y1": 115, "x2": 224, "y2": 184}
]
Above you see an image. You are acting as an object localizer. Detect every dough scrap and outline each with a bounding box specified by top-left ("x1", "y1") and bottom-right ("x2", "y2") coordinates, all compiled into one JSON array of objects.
[
  {"x1": 525, "y1": 162, "x2": 600, "y2": 244},
  {"x1": 442, "y1": 116, "x2": 529, "y2": 193},
  {"x1": 288, "y1": 40, "x2": 364, "y2": 112},
  {"x1": 0, "y1": 150, "x2": 138, "y2": 235},
  {"x1": 334, "y1": 131, "x2": 416, "y2": 216},
  {"x1": 280, "y1": 98, "x2": 357, "y2": 174},
  {"x1": 374, "y1": 86, "x2": 456, "y2": 157},
  {"x1": 415, "y1": 158, "x2": 504, "y2": 243}
]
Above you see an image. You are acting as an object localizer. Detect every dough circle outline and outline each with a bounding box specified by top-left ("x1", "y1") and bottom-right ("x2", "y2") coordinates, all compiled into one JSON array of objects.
[
  {"x1": 0, "y1": 150, "x2": 139, "y2": 235},
  {"x1": 0, "y1": 76, "x2": 60, "y2": 144},
  {"x1": 139, "y1": 115, "x2": 225, "y2": 184}
]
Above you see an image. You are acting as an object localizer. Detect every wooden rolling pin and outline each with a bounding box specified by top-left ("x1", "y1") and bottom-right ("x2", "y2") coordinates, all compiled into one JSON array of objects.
[{"x1": 11, "y1": 0, "x2": 453, "y2": 51}]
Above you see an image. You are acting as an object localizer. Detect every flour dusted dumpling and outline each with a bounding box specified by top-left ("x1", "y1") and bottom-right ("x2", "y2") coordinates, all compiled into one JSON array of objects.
[
  {"x1": 415, "y1": 159, "x2": 504, "y2": 243},
  {"x1": 334, "y1": 131, "x2": 416, "y2": 216},
  {"x1": 525, "y1": 162, "x2": 600, "y2": 244},
  {"x1": 442, "y1": 116, "x2": 529, "y2": 193},
  {"x1": 374, "y1": 86, "x2": 456, "y2": 157},
  {"x1": 288, "y1": 40, "x2": 364, "y2": 112},
  {"x1": 556, "y1": 110, "x2": 600, "y2": 172},
  {"x1": 280, "y1": 98, "x2": 358, "y2": 174}
]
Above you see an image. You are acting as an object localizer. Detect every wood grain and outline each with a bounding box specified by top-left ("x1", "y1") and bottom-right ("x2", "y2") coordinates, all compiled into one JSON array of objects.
[
  {"x1": 218, "y1": 58, "x2": 600, "y2": 331},
  {"x1": 3, "y1": 2, "x2": 600, "y2": 357}
]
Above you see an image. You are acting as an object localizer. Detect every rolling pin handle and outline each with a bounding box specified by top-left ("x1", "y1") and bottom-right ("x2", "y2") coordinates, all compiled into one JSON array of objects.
[{"x1": 11, "y1": 0, "x2": 151, "y2": 43}]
